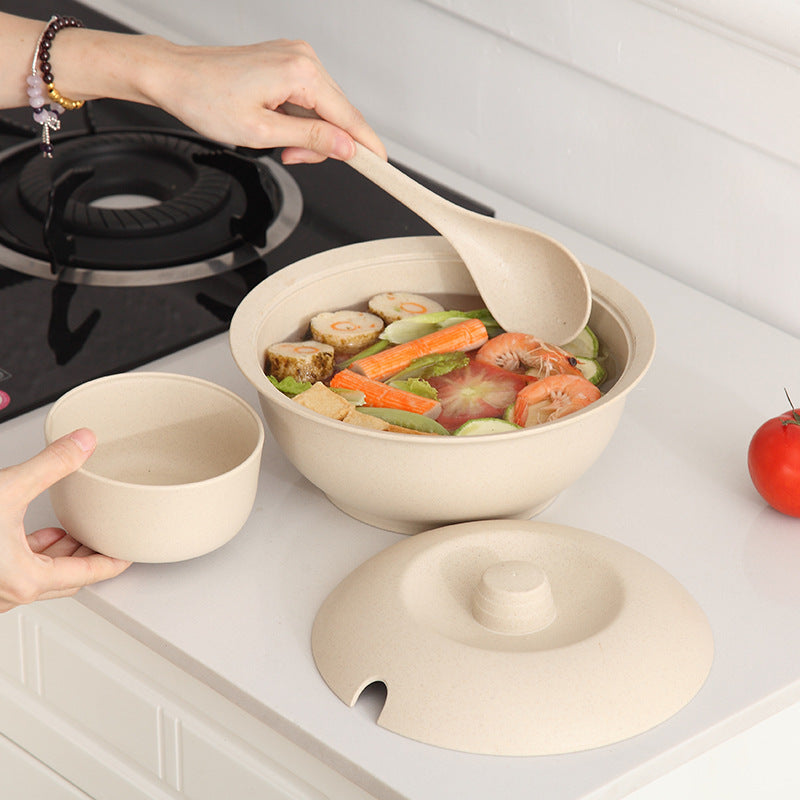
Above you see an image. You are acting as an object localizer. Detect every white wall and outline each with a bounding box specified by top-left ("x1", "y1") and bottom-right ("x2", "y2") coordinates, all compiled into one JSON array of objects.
[{"x1": 87, "y1": 0, "x2": 800, "y2": 339}]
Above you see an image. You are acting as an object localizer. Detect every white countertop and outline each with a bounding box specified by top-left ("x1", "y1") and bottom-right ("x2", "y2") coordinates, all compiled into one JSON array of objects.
[{"x1": 4, "y1": 141, "x2": 800, "y2": 800}]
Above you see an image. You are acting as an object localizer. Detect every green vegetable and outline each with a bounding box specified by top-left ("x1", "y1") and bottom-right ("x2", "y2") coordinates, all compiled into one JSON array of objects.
[
  {"x1": 268, "y1": 375, "x2": 312, "y2": 397},
  {"x1": 564, "y1": 326, "x2": 600, "y2": 359},
  {"x1": 452, "y1": 417, "x2": 522, "y2": 436},
  {"x1": 390, "y1": 351, "x2": 469, "y2": 381},
  {"x1": 575, "y1": 357, "x2": 607, "y2": 386},
  {"x1": 386, "y1": 377, "x2": 438, "y2": 399},
  {"x1": 357, "y1": 407, "x2": 450, "y2": 435},
  {"x1": 564, "y1": 326, "x2": 607, "y2": 385},
  {"x1": 380, "y1": 308, "x2": 501, "y2": 344},
  {"x1": 380, "y1": 320, "x2": 440, "y2": 344}
]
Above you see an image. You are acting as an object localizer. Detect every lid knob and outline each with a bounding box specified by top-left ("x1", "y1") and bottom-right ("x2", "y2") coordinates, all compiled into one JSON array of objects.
[{"x1": 471, "y1": 560, "x2": 556, "y2": 634}]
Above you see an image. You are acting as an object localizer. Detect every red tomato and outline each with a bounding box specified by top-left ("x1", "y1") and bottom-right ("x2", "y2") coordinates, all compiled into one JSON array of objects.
[
  {"x1": 747, "y1": 407, "x2": 800, "y2": 517},
  {"x1": 427, "y1": 361, "x2": 533, "y2": 431}
]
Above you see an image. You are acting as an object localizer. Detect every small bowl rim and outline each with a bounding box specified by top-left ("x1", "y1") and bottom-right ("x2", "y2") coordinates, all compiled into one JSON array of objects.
[
  {"x1": 229, "y1": 236, "x2": 655, "y2": 443},
  {"x1": 44, "y1": 371, "x2": 265, "y2": 490}
]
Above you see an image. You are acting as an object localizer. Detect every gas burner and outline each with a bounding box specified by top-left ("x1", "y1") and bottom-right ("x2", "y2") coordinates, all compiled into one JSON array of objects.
[
  {"x1": 0, "y1": 0, "x2": 495, "y2": 425},
  {"x1": 0, "y1": 129, "x2": 302, "y2": 286}
]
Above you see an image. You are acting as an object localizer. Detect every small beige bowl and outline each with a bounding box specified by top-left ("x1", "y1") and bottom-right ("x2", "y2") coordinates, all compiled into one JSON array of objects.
[
  {"x1": 230, "y1": 236, "x2": 655, "y2": 534},
  {"x1": 44, "y1": 372, "x2": 264, "y2": 562}
]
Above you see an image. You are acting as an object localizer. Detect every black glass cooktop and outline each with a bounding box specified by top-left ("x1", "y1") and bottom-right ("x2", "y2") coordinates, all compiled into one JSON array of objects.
[{"x1": 0, "y1": 0, "x2": 491, "y2": 423}]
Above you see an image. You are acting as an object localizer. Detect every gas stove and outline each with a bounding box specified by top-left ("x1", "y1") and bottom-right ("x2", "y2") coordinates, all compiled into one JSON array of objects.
[{"x1": 0, "y1": 0, "x2": 490, "y2": 423}]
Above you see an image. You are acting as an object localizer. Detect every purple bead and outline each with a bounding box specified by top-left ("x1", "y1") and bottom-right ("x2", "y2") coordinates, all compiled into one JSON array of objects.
[
  {"x1": 26, "y1": 74, "x2": 39, "y2": 88},
  {"x1": 29, "y1": 94, "x2": 46, "y2": 109},
  {"x1": 42, "y1": 72, "x2": 54, "y2": 85},
  {"x1": 39, "y1": 142, "x2": 54, "y2": 156}
]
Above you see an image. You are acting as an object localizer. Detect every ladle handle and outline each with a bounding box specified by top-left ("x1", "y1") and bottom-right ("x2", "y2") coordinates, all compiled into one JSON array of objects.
[
  {"x1": 279, "y1": 103, "x2": 464, "y2": 239},
  {"x1": 346, "y1": 143, "x2": 466, "y2": 240}
]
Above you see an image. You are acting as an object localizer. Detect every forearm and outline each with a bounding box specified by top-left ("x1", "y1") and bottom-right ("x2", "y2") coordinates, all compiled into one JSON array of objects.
[
  {"x1": 1, "y1": 12, "x2": 46, "y2": 108},
  {"x1": 0, "y1": 11, "x2": 385, "y2": 160},
  {"x1": 0, "y1": 12, "x2": 176, "y2": 110}
]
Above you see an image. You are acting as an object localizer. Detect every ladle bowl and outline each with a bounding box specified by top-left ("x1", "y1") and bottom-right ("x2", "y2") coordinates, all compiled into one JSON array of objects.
[
  {"x1": 279, "y1": 103, "x2": 591, "y2": 343},
  {"x1": 345, "y1": 143, "x2": 591, "y2": 345}
]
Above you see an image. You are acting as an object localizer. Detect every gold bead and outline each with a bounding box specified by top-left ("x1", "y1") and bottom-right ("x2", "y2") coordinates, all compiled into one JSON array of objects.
[{"x1": 47, "y1": 83, "x2": 84, "y2": 111}]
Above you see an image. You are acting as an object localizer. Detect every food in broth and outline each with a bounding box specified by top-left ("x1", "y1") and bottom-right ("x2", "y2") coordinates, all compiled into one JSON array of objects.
[{"x1": 266, "y1": 293, "x2": 607, "y2": 436}]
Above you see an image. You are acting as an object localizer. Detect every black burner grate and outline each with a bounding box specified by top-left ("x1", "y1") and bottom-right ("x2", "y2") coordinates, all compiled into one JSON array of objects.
[{"x1": 18, "y1": 132, "x2": 234, "y2": 237}]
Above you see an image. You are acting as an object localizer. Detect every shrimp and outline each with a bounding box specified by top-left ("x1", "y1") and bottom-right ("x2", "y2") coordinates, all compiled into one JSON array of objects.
[
  {"x1": 513, "y1": 374, "x2": 601, "y2": 427},
  {"x1": 475, "y1": 332, "x2": 582, "y2": 379}
]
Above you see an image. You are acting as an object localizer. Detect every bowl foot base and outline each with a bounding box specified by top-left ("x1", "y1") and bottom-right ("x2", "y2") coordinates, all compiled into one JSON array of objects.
[{"x1": 325, "y1": 495, "x2": 559, "y2": 535}]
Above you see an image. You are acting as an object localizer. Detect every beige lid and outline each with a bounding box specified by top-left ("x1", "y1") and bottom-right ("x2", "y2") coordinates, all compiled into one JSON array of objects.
[{"x1": 311, "y1": 520, "x2": 714, "y2": 756}]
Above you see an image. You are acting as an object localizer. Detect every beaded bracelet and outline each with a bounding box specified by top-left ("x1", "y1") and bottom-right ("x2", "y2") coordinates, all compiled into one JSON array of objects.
[{"x1": 27, "y1": 15, "x2": 85, "y2": 158}]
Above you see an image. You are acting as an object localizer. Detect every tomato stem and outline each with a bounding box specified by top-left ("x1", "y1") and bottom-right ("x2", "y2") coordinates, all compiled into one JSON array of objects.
[{"x1": 782, "y1": 388, "x2": 800, "y2": 427}]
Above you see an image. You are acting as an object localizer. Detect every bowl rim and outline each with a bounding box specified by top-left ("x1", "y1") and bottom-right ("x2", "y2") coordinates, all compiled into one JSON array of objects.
[
  {"x1": 44, "y1": 371, "x2": 265, "y2": 489},
  {"x1": 229, "y1": 235, "x2": 655, "y2": 443}
]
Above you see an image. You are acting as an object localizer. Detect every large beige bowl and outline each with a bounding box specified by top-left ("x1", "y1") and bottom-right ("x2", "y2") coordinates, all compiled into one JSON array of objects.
[
  {"x1": 44, "y1": 372, "x2": 264, "y2": 562},
  {"x1": 230, "y1": 236, "x2": 654, "y2": 534}
]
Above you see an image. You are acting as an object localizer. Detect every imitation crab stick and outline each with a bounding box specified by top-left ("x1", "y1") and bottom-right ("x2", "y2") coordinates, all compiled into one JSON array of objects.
[
  {"x1": 330, "y1": 370, "x2": 442, "y2": 419},
  {"x1": 350, "y1": 318, "x2": 489, "y2": 382}
]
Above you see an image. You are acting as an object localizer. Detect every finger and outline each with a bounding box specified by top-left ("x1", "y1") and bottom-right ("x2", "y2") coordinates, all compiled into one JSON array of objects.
[
  {"x1": 261, "y1": 111, "x2": 356, "y2": 160},
  {"x1": 26, "y1": 527, "x2": 70, "y2": 554},
  {"x1": 35, "y1": 532, "x2": 85, "y2": 559},
  {"x1": 32, "y1": 553, "x2": 128, "y2": 601},
  {"x1": 280, "y1": 146, "x2": 327, "y2": 165},
  {"x1": 30, "y1": 587, "x2": 81, "y2": 602},
  {"x1": 308, "y1": 97, "x2": 387, "y2": 160},
  {"x1": 10, "y1": 429, "x2": 96, "y2": 505},
  {"x1": 279, "y1": 100, "x2": 386, "y2": 161},
  {"x1": 37, "y1": 553, "x2": 132, "y2": 596}
]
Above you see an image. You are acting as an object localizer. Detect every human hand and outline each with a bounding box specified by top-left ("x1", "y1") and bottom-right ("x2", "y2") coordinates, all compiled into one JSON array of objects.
[
  {"x1": 141, "y1": 38, "x2": 387, "y2": 165},
  {"x1": 1, "y1": 16, "x2": 385, "y2": 164},
  {"x1": 0, "y1": 428, "x2": 131, "y2": 613}
]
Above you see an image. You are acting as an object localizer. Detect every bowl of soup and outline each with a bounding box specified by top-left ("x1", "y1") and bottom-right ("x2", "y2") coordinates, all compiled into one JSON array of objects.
[{"x1": 229, "y1": 236, "x2": 654, "y2": 533}]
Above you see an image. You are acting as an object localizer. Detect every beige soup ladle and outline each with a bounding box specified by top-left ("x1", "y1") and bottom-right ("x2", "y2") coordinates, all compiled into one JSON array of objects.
[
  {"x1": 343, "y1": 142, "x2": 591, "y2": 344},
  {"x1": 281, "y1": 104, "x2": 591, "y2": 342}
]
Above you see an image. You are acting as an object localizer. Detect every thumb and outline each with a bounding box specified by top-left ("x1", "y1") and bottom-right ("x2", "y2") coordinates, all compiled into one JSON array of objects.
[{"x1": 13, "y1": 429, "x2": 96, "y2": 505}]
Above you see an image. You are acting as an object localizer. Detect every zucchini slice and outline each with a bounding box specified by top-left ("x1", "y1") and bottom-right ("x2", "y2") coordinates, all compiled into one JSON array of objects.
[
  {"x1": 575, "y1": 357, "x2": 607, "y2": 386},
  {"x1": 453, "y1": 417, "x2": 522, "y2": 436},
  {"x1": 564, "y1": 326, "x2": 600, "y2": 359}
]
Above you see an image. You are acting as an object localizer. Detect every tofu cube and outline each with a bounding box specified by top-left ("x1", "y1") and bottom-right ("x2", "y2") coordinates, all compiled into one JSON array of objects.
[{"x1": 292, "y1": 382, "x2": 352, "y2": 420}]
